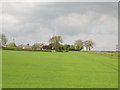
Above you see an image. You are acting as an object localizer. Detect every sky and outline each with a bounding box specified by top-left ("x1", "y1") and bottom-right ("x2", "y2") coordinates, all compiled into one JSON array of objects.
[{"x1": 1, "y1": 2, "x2": 118, "y2": 51}]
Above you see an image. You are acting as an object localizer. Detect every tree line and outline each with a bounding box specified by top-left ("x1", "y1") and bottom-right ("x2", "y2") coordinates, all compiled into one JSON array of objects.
[{"x1": 0, "y1": 34, "x2": 96, "y2": 52}]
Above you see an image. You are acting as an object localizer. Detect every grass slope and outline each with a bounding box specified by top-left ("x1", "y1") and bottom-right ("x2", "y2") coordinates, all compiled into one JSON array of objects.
[
  {"x1": 0, "y1": 50, "x2": 2, "y2": 89},
  {"x1": 2, "y1": 50, "x2": 118, "y2": 88}
]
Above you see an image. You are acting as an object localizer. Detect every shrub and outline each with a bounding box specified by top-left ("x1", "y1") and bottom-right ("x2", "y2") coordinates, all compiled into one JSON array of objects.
[
  {"x1": 63, "y1": 50, "x2": 69, "y2": 52},
  {"x1": 63, "y1": 44, "x2": 70, "y2": 51},
  {"x1": 32, "y1": 44, "x2": 40, "y2": 49},
  {"x1": 8, "y1": 43, "x2": 16, "y2": 47},
  {"x1": 2, "y1": 47, "x2": 16, "y2": 50},
  {"x1": 55, "y1": 50, "x2": 63, "y2": 52},
  {"x1": 3, "y1": 47, "x2": 51, "y2": 52},
  {"x1": 54, "y1": 44, "x2": 64, "y2": 52},
  {"x1": 69, "y1": 45, "x2": 75, "y2": 51},
  {"x1": 42, "y1": 45, "x2": 52, "y2": 50}
]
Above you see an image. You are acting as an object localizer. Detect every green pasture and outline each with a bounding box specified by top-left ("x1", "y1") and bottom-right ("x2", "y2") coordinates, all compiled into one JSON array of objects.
[{"x1": 2, "y1": 50, "x2": 118, "y2": 88}]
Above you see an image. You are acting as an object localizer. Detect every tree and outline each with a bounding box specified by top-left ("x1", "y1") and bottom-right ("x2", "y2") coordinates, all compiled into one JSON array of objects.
[
  {"x1": 49, "y1": 36, "x2": 63, "y2": 51},
  {"x1": 0, "y1": 38, "x2": 1, "y2": 47},
  {"x1": 8, "y1": 42, "x2": 16, "y2": 47},
  {"x1": 49, "y1": 36, "x2": 63, "y2": 45},
  {"x1": 54, "y1": 44, "x2": 64, "y2": 52},
  {"x1": 49, "y1": 43, "x2": 55, "y2": 50},
  {"x1": 69, "y1": 45, "x2": 75, "y2": 51},
  {"x1": 74, "y1": 40, "x2": 83, "y2": 51},
  {"x1": 63, "y1": 44, "x2": 70, "y2": 51},
  {"x1": 27, "y1": 43, "x2": 30, "y2": 46},
  {"x1": 32, "y1": 44, "x2": 40, "y2": 49},
  {"x1": 0, "y1": 34, "x2": 8, "y2": 45},
  {"x1": 84, "y1": 40, "x2": 95, "y2": 51}
]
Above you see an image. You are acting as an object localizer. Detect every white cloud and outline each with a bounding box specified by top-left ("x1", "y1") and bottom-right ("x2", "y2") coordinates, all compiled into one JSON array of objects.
[{"x1": 3, "y1": 13, "x2": 19, "y2": 24}]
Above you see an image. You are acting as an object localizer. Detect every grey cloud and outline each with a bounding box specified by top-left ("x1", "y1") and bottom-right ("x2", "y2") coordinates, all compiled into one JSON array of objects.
[{"x1": 2, "y1": 2, "x2": 118, "y2": 50}]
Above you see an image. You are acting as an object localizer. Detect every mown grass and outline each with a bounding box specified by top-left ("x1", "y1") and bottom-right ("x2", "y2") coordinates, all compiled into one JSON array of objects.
[{"x1": 2, "y1": 50, "x2": 118, "y2": 88}]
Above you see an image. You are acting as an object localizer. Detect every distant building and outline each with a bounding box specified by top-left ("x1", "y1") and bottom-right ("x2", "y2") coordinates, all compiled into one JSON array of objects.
[
  {"x1": 34, "y1": 43, "x2": 45, "y2": 48},
  {"x1": 17, "y1": 44, "x2": 32, "y2": 49},
  {"x1": 2, "y1": 44, "x2": 7, "y2": 48},
  {"x1": 1, "y1": 44, "x2": 7, "y2": 48}
]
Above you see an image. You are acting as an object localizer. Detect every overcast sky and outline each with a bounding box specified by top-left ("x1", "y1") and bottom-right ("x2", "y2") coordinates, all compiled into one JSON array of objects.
[{"x1": 1, "y1": 2, "x2": 118, "y2": 51}]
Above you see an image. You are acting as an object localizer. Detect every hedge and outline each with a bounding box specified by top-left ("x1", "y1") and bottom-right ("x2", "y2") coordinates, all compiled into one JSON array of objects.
[{"x1": 2, "y1": 47, "x2": 51, "y2": 52}]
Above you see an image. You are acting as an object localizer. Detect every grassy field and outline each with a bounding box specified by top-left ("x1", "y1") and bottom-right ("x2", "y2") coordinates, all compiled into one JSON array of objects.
[
  {"x1": 2, "y1": 50, "x2": 118, "y2": 88},
  {"x1": 0, "y1": 50, "x2": 2, "y2": 89},
  {"x1": 84, "y1": 51, "x2": 118, "y2": 59}
]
